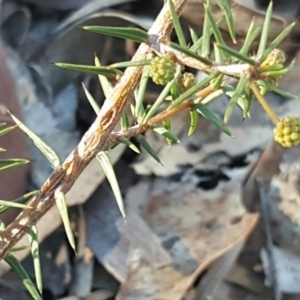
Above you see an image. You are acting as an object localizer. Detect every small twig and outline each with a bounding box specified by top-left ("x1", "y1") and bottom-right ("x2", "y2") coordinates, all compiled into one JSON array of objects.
[
  {"x1": 250, "y1": 81, "x2": 280, "y2": 125},
  {"x1": 149, "y1": 85, "x2": 214, "y2": 125},
  {"x1": 257, "y1": 179, "x2": 281, "y2": 300},
  {"x1": 107, "y1": 85, "x2": 216, "y2": 144},
  {"x1": 156, "y1": 43, "x2": 253, "y2": 77}
]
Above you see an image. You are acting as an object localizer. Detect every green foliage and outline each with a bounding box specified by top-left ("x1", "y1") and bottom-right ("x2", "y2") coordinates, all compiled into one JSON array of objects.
[
  {"x1": 168, "y1": 0, "x2": 187, "y2": 48},
  {"x1": 153, "y1": 124, "x2": 180, "y2": 144},
  {"x1": 97, "y1": 151, "x2": 126, "y2": 219},
  {"x1": 55, "y1": 62, "x2": 122, "y2": 80},
  {"x1": 196, "y1": 104, "x2": 231, "y2": 136},
  {"x1": 256, "y1": 1, "x2": 273, "y2": 60},
  {"x1": 10, "y1": 114, "x2": 61, "y2": 168},
  {"x1": 188, "y1": 110, "x2": 199, "y2": 136},
  {"x1": 215, "y1": 0, "x2": 236, "y2": 43},
  {"x1": 0, "y1": 125, "x2": 42, "y2": 299},
  {"x1": 0, "y1": 193, "x2": 35, "y2": 212},
  {"x1": 224, "y1": 72, "x2": 250, "y2": 124},
  {"x1": 28, "y1": 225, "x2": 42, "y2": 294},
  {"x1": 55, "y1": 0, "x2": 295, "y2": 145},
  {"x1": 94, "y1": 55, "x2": 112, "y2": 98},
  {"x1": 5, "y1": 254, "x2": 42, "y2": 300},
  {"x1": 135, "y1": 53, "x2": 153, "y2": 120},
  {"x1": 138, "y1": 136, "x2": 163, "y2": 165},
  {"x1": 0, "y1": 158, "x2": 30, "y2": 173},
  {"x1": 1, "y1": 0, "x2": 298, "y2": 298},
  {"x1": 170, "y1": 42, "x2": 213, "y2": 65},
  {"x1": 55, "y1": 191, "x2": 76, "y2": 250},
  {"x1": 54, "y1": 0, "x2": 297, "y2": 206},
  {"x1": 82, "y1": 26, "x2": 149, "y2": 43}
]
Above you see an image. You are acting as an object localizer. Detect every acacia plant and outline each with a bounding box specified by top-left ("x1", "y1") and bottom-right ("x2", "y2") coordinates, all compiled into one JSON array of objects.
[{"x1": 0, "y1": 0, "x2": 298, "y2": 298}]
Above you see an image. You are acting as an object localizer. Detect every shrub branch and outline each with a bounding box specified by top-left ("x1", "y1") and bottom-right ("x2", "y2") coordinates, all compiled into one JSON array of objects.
[{"x1": 0, "y1": 0, "x2": 191, "y2": 261}]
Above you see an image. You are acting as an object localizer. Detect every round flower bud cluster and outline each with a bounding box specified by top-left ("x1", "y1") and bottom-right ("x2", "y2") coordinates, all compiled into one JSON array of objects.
[
  {"x1": 264, "y1": 48, "x2": 286, "y2": 66},
  {"x1": 273, "y1": 116, "x2": 300, "y2": 148},
  {"x1": 149, "y1": 54, "x2": 176, "y2": 86},
  {"x1": 177, "y1": 72, "x2": 197, "y2": 93}
]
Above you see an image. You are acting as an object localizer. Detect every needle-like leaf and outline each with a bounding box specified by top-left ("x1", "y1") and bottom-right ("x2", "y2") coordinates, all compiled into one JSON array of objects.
[
  {"x1": 5, "y1": 254, "x2": 42, "y2": 300},
  {"x1": 0, "y1": 191, "x2": 36, "y2": 214},
  {"x1": 10, "y1": 245, "x2": 28, "y2": 252},
  {"x1": 82, "y1": 26, "x2": 149, "y2": 43},
  {"x1": 0, "y1": 125, "x2": 16, "y2": 138},
  {"x1": 55, "y1": 191, "x2": 76, "y2": 251},
  {"x1": 200, "y1": 0, "x2": 211, "y2": 57},
  {"x1": 188, "y1": 110, "x2": 199, "y2": 136},
  {"x1": 169, "y1": 42, "x2": 213, "y2": 65},
  {"x1": 0, "y1": 159, "x2": 30, "y2": 174},
  {"x1": 152, "y1": 124, "x2": 180, "y2": 144},
  {"x1": 55, "y1": 63, "x2": 122, "y2": 80},
  {"x1": 224, "y1": 73, "x2": 249, "y2": 123},
  {"x1": 240, "y1": 25, "x2": 262, "y2": 57},
  {"x1": 135, "y1": 53, "x2": 153, "y2": 120},
  {"x1": 138, "y1": 136, "x2": 163, "y2": 165},
  {"x1": 169, "y1": 71, "x2": 217, "y2": 109},
  {"x1": 215, "y1": 0, "x2": 236, "y2": 43},
  {"x1": 94, "y1": 55, "x2": 112, "y2": 99},
  {"x1": 28, "y1": 225, "x2": 42, "y2": 294},
  {"x1": 196, "y1": 104, "x2": 231, "y2": 136},
  {"x1": 216, "y1": 43, "x2": 257, "y2": 65},
  {"x1": 190, "y1": 16, "x2": 225, "y2": 53},
  {"x1": 200, "y1": 89, "x2": 224, "y2": 105},
  {"x1": 119, "y1": 137, "x2": 140, "y2": 154},
  {"x1": 189, "y1": 26, "x2": 199, "y2": 47},
  {"x1": 266, "y1": 82, "x2": 297, "y2": 98},
  {"x1": 120, "y1": 112, "x2": 129, "y2": 130},
  {"x1": 0, "y1": 200, "x2": 30, "y2": 210},
  {"x1": 82, "y1": 83, "x2": 101, "y2": 115},
  {"x1": 96, "y1": 151, "x2": 126, "y2": 219},
  {"x1": 168, "y1": 0, "x2": 187, "y2": 48},
  {"x1": 256, "y1": 1, "x2": 273, "y2": 60},
  {"x1": 205, "y1": 4, "x2": 227, "y2": 61},
  {"x1": 10, "y1": 113, "x2": 60, "y2": 168},
  {"x1": 263, "y1": 22, "x2": 295, "y2": 58},
  {"x1": 143, "y1": 65, "x2": 182, "y2": 123},
  {"x1": 109, "y1": 60, "x2": 152, "y2": 68}
]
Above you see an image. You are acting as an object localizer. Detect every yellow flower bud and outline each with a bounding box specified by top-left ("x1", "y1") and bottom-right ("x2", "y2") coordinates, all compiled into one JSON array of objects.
[{"x1": 274, "y1": 116, "x2": 300, "y2": 147}]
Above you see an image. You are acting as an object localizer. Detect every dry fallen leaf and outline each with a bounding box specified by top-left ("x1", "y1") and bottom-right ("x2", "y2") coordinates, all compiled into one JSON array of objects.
[
  {"x1": 116, "y1": 213, "x2": 172, "y2": 269},
  {"x1": 277, "y1": 157, "x2": 300, "y2": 226},
  {"x1": 225, "y1": 263, "x2": 271, "y2": 297},
  {"x1": 260, "y1": 246, "x2": 300, "y2": 294},
  {"x1": 194, "y1": 241, "x2": 245, "y2": 300},
  {"x1": 116, "y1": 167, "x2": 259, "y2": 300},
  {"x1": 210, "y1": 281, "x2": 268, "y2": 300}
]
